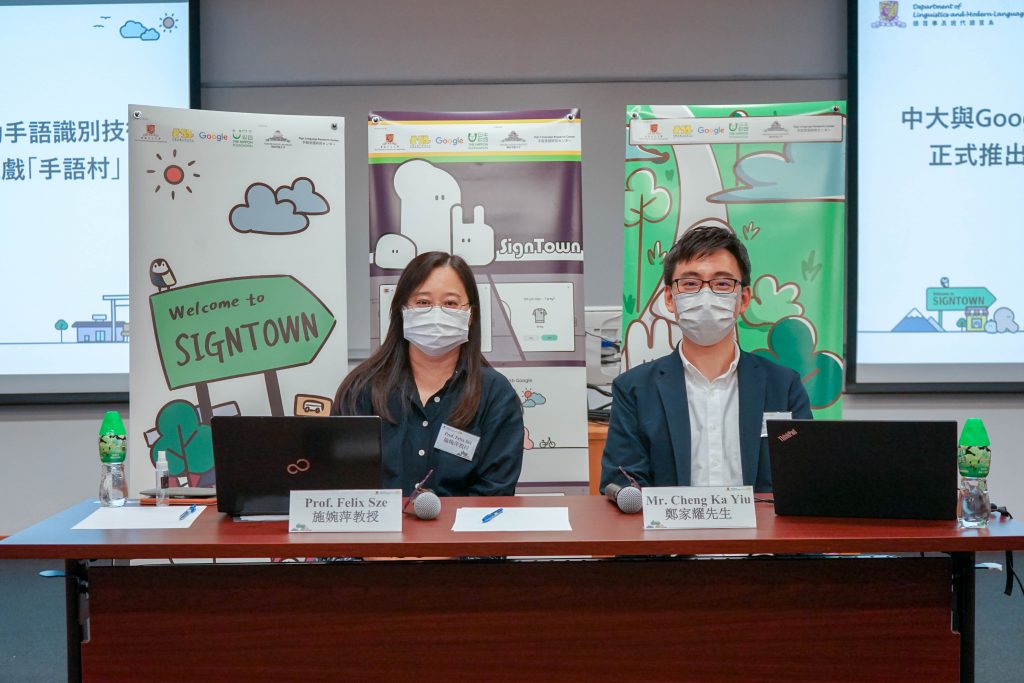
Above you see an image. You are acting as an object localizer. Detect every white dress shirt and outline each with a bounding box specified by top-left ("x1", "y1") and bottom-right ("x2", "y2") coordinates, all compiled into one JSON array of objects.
[{"x1": 680, "y1": 343, "x2": 742, "y2": 487}]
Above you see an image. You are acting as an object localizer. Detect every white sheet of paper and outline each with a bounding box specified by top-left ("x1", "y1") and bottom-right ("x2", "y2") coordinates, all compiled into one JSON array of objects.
[
  {"x1": 236, "y1": 514, "x2": 290, "y2": 522},
  {"x1": 72, "y1": 505, "x2": 205, "y2": 530},
  {"x1": 451, "y1": 507, "x2": 571, "y2": 532}
]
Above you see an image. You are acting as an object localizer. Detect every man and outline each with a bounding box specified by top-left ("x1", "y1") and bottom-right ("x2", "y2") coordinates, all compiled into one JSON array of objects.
[{"x1": 601, "y1": 225, "x2": 811, "y2": 493}]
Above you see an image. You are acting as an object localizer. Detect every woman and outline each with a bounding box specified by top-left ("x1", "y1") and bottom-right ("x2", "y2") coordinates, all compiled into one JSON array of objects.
[{"x1": 334, "y1": 251, "x2": 524, "y2": 496}]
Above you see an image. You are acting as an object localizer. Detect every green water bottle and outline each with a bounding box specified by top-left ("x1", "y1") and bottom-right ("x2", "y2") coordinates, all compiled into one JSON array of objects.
[
  {"x1": 957, "y1": 418, "x2": 991, "y2": 529},
  {"x1": 98, "y1": 411, "x2": 128, "y2": 507}
]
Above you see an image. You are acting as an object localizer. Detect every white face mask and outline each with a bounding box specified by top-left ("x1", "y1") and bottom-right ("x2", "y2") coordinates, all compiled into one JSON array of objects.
[
  {"x1": 402, "y1": 306, "x2": 471, "y2": 356},
  {"x1": 673, "y1": 289, "x2": 739, "y2": 347}
]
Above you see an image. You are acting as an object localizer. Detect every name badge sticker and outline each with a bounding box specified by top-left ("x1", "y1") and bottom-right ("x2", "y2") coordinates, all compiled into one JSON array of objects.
[
  {"x1": 435, "y1": 423, "x2": 480, "y2": 461},
  {"x1": 642, "y1": 486, "x2": 757, "y2": 529},
  {"x1": 761, "y1": 411, "x2": 793, "y2": 438}
]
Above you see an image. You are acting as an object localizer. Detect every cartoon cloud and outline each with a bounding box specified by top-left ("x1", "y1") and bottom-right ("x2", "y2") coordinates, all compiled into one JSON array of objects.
[
  {"x1": 229, "y1": 183, "x2": 308, "y2": 235},
  {"x1": 277, "y1": 177, "x2": 330, "y2": 215}
]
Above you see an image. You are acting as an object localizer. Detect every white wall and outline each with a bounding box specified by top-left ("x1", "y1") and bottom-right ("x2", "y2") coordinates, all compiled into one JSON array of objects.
[{"x1": 5, "y1": 0, "x2": 1023, "y2": 535}]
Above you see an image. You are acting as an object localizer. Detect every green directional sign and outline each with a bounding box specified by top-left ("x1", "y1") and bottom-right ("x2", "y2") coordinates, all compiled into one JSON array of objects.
[
  {"x1": 925, "y1": 287, "x2": 996, "y2": 312},
  {"x1": 150, "y1": 275, "x2": 336, "y2": 390}
]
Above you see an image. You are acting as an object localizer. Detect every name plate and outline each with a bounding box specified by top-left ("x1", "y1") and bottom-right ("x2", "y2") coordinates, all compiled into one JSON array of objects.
[
  {"x1": 642, "y1": 486, "x2": 757, "y2": 530},
  {"x1": 288, "y1": 489, "x2": 402, "y2": 533}
]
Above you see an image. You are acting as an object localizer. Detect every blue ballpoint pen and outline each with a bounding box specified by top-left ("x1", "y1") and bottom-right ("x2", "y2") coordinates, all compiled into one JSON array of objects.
[
  {"x1": 178, "y1": 504, "x2": 197, "y2": 521},
  {"x1": 481, "y1": 507, "x2": 504, "y2": 523}
]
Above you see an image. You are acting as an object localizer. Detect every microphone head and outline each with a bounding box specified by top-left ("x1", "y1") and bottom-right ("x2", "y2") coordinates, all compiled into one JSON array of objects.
[
  {"x1": 413, "y1": 490, "x2": 442, "y2": 520},
  {"x1": 616, "y1": 485, "x2": 643, "y2": 514}
]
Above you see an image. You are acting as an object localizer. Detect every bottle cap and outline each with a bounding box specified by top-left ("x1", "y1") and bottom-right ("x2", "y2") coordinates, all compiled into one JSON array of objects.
[
  {"x1": 958, "y1": 418, "x2": 991, "y2": 447},
  {"x1": 99, "y1": 411, "x2": 126, "y2": 436},
  {"x1": 156, "y1": 450, "x2": 168, "y2": 468}
]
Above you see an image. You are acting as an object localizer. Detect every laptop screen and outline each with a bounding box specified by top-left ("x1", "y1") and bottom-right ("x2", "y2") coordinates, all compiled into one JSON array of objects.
[
  {"x1": 212, "y1": 416, "x2": 383, "y2": 515},
  {"x1": 767, "y1": 420, "x2": 957, "y2": 521}
]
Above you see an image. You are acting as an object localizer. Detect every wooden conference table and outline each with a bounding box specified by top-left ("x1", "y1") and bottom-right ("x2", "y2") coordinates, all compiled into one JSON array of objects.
[{"x1": 3, "y1": 496, "x2": 1023, "y2": 683}]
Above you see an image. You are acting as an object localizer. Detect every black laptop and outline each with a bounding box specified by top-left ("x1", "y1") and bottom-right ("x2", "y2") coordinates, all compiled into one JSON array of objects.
[
  {"x1": 767, "y1": 420, "x2": 957, "y2": 520},
  {"x1": 211, "y1": 416, "x2": 383, "y2": 515}
]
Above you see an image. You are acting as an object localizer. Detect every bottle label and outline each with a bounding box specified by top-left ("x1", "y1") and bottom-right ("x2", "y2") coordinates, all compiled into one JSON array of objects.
[
  {"x1": 957, "y1": 445, "x2": 991, "y2": 478},
  {"x1": 99, "y1": 432, "x2": 127, "y2": 464}
]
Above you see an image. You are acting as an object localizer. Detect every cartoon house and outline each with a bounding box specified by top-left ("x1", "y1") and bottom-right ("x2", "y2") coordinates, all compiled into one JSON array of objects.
[
  {"x1": 73, "y1": 314, "x2": 127, "y2": 342},
  {"x1": 965, "y1": 307, "x2": 989, "y2": 332}
]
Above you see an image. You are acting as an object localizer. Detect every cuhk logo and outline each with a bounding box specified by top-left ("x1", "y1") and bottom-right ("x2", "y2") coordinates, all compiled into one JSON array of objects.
[
  {"x1": 872, "y1": 1, "x2": 906, "y2": 27},
  {"x1": 385, "y1": 133, "x2": 395, "y2": 144},
  {"x1": 649, "y1": 123, "x2": 659, "y2": 134},
  {"x1": 146, "y1": 124, "x2": 156, "y2": 136}
]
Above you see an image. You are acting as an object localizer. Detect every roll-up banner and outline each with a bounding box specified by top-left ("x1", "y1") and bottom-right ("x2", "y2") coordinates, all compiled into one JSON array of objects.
[
  {"x1": 368, "y1": 110, "x2": 588, "y2": 487},
  {"x1": 622, "y1": 102, "x2": 846, "y2": 417},
  {"x1": 128, "y1": 106, "x2": 347, "y2": 494}
]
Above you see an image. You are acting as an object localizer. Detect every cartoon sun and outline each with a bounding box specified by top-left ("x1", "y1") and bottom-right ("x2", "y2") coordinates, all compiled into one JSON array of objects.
[
  {"x1": 159, "y1": 13, "x2": 178, "y2": 32},
  {"x1": 147, "y1": 149, "x2": 199, "y2": 200}
]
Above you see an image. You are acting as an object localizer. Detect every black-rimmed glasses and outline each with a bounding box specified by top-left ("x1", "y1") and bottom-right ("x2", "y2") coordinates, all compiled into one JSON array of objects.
[{"x1": 670, "y1": 277, "x2": 743, "y2": 295}]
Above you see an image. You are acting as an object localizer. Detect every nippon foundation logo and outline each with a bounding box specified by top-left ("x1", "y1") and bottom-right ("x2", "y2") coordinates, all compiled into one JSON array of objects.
[
  {"x1": 776, "y1": 429, "x2": 798, "y2": 443},
  {"x1": 467, "y1": 131, "x2": 489, "y2": 149},
  {"x1": 232, "y1": 128, "x2": 254, "y2": 148},
  {"x1": 672, "y1": 124, "x2": 694, "y2": 136},
  {"x1": 171, "y1": 127, "x2": 194, "y2": 142},
  {"x1": 727, "y1": 121, "x2": 750, "y2": 139},
  {"x1": 871, "y1": 1, "x2": 906, "y2": 28},
  {"x1": 264, "y1": 129, "x2": 292, "y2": 149},
  {"x1": 409, "y1": 134, "x2": 431, "y2": 148}
]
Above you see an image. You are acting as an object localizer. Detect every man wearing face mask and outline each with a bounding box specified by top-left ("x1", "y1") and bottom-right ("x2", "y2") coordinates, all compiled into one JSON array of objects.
[
  {"x1": 600, "y1": 225, "x2": 811, "y2": 493},
  {"x1": 334, "y1": 251, "x2": 524, "y2": 496}
]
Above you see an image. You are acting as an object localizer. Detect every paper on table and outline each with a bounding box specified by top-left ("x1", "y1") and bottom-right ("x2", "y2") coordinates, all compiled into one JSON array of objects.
[
  {"x1": 72, "y1": 505, "x2": 206, "y2": 530},
  {"x1": 236, "y1": 515, "x2": 289, "y2": 522},
  {"x1": 451, "y1": 507, "x2": 571, "y2": 532}
]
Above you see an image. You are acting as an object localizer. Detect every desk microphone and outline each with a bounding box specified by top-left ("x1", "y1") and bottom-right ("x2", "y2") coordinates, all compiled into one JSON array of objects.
[
  {"x1": 413, "y1": 490, "x2": 442, "y2": 520},
  {"x1": 605, "y1": 483, "x2": 643, "y2": 514}
]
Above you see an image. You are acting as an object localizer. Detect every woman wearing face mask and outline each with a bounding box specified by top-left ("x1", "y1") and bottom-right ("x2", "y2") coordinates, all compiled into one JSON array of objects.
[
  {"x1": 600, "y1": 225, "x2": 811, "y2": 494},
  {"x1": 333, "y1": 251, "x2": 524, "y2": 496}
]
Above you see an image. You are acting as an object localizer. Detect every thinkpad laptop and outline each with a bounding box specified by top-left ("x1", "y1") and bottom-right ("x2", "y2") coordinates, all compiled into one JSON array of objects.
[
  {"x1": 212, "y1": 416, "x2": 383, "y2": 515},
  {"x1": 767, "y1": 420, "x2": 957, "y2": 520}
]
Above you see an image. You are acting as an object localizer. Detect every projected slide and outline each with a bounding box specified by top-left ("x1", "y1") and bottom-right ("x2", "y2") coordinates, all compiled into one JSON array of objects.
[
  {"x1": 855, "y1": 0, "x2": 1024, "y2": 385},
  {"x1": 0, "y1": 2, "x2": 190, "y2": 395}
]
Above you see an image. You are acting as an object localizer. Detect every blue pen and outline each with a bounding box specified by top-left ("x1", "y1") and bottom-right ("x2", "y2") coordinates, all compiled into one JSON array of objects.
[
  {"x1": 481, "y1": 507, "x2": 504, "y2": 523},
  {"x1": 178, "y1": 504, "x2": 197, "y2": 521}
]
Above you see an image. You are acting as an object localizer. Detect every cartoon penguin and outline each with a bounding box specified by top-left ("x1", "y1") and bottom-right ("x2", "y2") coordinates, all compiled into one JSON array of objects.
[{"x1": 150, "y1": 258, "x2": 176, "y2": 291}]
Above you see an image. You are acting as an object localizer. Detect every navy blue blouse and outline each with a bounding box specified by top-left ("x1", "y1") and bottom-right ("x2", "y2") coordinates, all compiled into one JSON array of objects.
[{"x1": 337, "y1": 366, "x2": 524, "y2": 496}]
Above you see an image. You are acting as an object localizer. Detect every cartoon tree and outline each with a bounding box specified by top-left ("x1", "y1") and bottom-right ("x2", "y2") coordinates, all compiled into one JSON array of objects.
[
  {"x1": 956, "y1": 318, "x2": 967, "y2": 332},
  {"x1": 752, "y1": 316, "x2": 844, "y2": 410},
  {"x1": 54, "y1": 319, "x2": 68, "y2": 342},
  {"x1": 624, "y1": 168, "x2": 671, "y2": 309},
  {"x1": 150, "y1": 400, "x2": 214, "y2": 486}
]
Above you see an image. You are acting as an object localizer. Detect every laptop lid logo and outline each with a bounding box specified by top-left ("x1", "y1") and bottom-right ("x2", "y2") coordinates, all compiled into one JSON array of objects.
[
  {"x1": 287, "y1": 458, "x2": 311, "y2": 475},
  {"x1": 777, "y1": 429, "x2": 798, "y2": 443}
]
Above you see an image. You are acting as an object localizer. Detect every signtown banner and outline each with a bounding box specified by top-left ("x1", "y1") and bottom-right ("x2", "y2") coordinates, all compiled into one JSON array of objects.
[
  {"x1": 367, "y1": 109, "x2": 588, "y2": 486},
  {"x1": 622, "y1": 102, "x2": 846, "y2": 418},
  {"x1": 128, "y1": 105, "x2": 346, "y2": 492}
]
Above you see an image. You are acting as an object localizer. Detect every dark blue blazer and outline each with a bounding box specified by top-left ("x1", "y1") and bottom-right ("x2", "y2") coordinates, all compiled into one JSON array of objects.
[{"x1": 600, "y1": 348, "x2": 812, "y2": 493}]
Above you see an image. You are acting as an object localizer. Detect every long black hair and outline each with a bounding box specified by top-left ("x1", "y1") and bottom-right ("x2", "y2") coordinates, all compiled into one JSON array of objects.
[{"x1": 335, "y1": 251, "x2": 488, "y2": 429}]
